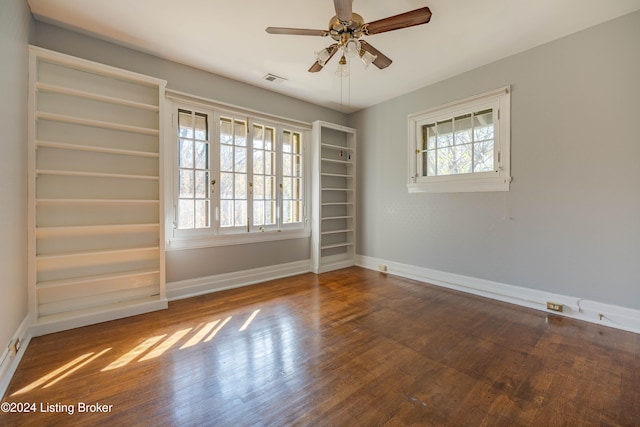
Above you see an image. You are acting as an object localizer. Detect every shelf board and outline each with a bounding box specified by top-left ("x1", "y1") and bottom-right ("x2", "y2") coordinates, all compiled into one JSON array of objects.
[
  {"x1": 321, "y1": 157, "x2": 352, "y2": 165},
  {"x1": 36, "y1": 82, "x2": 160, "y2": 112},
  {"x1": 36, "y1": 223, "x2": 159, "y2": 238},
  {"x1": 36, "y1": 245, "x2": 160, "y2": 261},
  {"x1": 36, "y1": 198, "x2": 159, "y2": 205},
  {"x1": 37, "y1": 268, "x2": 160, "y2": 290},
  {"x1": 36, "y1": 169, "x2": 159, "y2": 181},
  {"x1": 37, "y1": 294, "x2": 163, "y2": 322},
  {"x1": 321, "y1": 173, "x2": 353, "y2": 178},
  {"x1": 322, "y1": 216, "x2": 353, "y2": 221},
  {"x1": 321, "y1": 143, "x2": 353, "y2": 151},
  {"x1": 321, "y1": 202, "x2": 351, "y2": 206},
  {"x1": 37, "y1": 111, "x2": 160, "y2": 136},
  {"x1": 320, "y1": 242, "x2": 354, "y2": 250},
  {"x1": 322, "y1": 187, "x2": 353, "y2": 191},
  {"x1": 321, "y1": 229, "x2": 352, "y2": 235},
  {"x1": 33, "y1": 296, "x2": 167, "y2": 334},
  {"x1": 36, "y1": 139, "x2": 159, "y2": 158}
]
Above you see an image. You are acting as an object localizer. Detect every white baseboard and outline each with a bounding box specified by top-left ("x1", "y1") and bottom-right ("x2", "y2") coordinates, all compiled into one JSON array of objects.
[
  {"x1": 0, "y1": 316, "x2": 32, "y2": 400},
  {"x1": 167, "y1": 260, "x2": 311, "y2": 301},
  {"x1": 356, "y1": 255, "x2": 640, "y2": 335},
  {"x1": 30, "y1": 298, "x2": 169, "y2": 337},
  {"x1": 312, "y1": 254, "x2": 356, "y2": 274}
]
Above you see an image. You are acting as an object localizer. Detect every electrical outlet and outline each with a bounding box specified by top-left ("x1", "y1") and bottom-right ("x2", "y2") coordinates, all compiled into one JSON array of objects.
[
  {"x1": 546, "y1": 302, "x2": 563, "y2": 312},
  {"x1": 8, "y1": 338, "x2": 20, "y2": 356}
]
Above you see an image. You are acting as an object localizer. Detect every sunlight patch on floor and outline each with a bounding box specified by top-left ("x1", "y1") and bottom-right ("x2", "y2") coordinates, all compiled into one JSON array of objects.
[
  {"x1": 12, "y1": 349, "x2": 111, "y2": 396},
  {"x1": 140, "y1": 328, "x2": 192, "y2": 361},
  {"x1": 180, "y1": 320, "x2": 220, "y2": 349},
  {"x1": 11, "y1": 310, "x2": 263, "y2": 395},
  {"x1": 239, "y1": 309, "x2": 260, "y2": 332},
  {"x1": 204, "y1": 316, "x2": 232, "y2": 342},
  {"x1": 102, "y1": 335, "x2": 166, "y2": 371}
]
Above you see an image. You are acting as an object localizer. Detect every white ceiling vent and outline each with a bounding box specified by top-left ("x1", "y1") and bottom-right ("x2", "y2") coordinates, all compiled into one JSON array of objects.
[{"x1": 263, "y1": 73, "x2": 287, "y2": 84}]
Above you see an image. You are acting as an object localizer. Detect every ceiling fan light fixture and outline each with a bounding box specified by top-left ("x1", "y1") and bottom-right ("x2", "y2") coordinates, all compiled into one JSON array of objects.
[
  {"x1": 344, "y1": 38, "x2": 361, "y2": 57},
  {"x1": 359, "y1": 49, "x2": 377, "y2": 68},
  {"x1": 335, "y1": 54, "x2": 349, "y2": 77},
  {"x1": 315, "y1": 47, "x2": 333, "y2": 66}
]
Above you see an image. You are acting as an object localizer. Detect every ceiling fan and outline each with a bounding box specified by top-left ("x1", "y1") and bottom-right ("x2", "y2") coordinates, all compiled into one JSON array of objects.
[{"x1": 266, "y1": 0, "x2": 432, "y2": 74}]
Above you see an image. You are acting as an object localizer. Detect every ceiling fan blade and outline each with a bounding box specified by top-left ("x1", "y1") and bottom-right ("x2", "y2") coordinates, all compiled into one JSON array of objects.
[
  {"x1": 365, "y1": 7, "x2": 432, "y2": 35},
  {"x1": 360, "y1": 41, "x2": 393, "y2": 69},
  {"x1": 266, "y1": 27, "x2": 329, "y2": 37},
  {"x1": 308, "y1": 61, "x2": 324, "y2": 73},
  {"x1": 333, "y1": 0, "x2": 353, "y2": 23},
  {"x1": 308, "y1": 45, "x2": 339, "y2": 73}
]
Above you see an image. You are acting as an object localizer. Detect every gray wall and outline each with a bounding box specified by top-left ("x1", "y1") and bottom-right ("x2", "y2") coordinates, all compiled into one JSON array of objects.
[
  {"x1": 0, "y1": 0, "x2": 32, "y2": 354},
  {"x1": 33, "y1": 21, "x2": 348, "y2": 282},
  {"x1": 349, "y1": 11, "x2": 640, "y2": 309}
]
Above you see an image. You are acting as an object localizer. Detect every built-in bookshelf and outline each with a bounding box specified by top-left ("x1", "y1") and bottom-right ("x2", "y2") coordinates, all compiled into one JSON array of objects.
[
  {"x1": 28, "y1": 46, "x2": 168, "y2": 334},
  {"x1": 311, "y1": 121, "x2": 356, "y2": 273}
]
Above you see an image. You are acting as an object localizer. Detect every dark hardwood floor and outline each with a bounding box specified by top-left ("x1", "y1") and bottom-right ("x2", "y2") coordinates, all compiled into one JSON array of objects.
[{"x1": 2, "y1": 267, "x2": 638, "y2": 426}]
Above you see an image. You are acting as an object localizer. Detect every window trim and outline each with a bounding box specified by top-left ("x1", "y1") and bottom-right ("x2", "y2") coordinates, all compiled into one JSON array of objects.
[
  {"x1": 217, "y1": 113, "x2": 251, "y2": 235},
  {"x1": 172, "y1": 106, "x2": 217, "y2": 240},
  {"x1": 248, "y1": 119, "x2": 280, "y2": 233},
  {"x1": 407, "y1": 86, "x2": 511, "y2": 193},
  {"x1": 280, "y1": 127, "x2": 305, "y2": 231},
  {"x1": 164, "y1": 92, "x2": 311, "y2": 251}
]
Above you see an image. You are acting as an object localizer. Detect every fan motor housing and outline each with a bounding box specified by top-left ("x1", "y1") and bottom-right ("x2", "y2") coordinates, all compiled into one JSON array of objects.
[{"x1": 328, "y1": 13, "x2": 365, "y2": 41}]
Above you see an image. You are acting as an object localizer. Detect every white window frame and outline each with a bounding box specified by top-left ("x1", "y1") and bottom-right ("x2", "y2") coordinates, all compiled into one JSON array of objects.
[
  {"x1": 164, "y1": 93, "x2": 310, "y2": 251},
  {"x1": 248, "y1": 119, "x2": 280, "y2": 233},
  {"x1": 280, "y1": 127, "x2": 305, "y2": 231},
  {"x1": 173, "y1": 106, "x2": 218, "y2": 240},
  {"x1": 217, "y1": 113, "x2": 251, "y2": 235},
  {"x1": 407, "y1": 86, "x2": 511, "y2": 193}
]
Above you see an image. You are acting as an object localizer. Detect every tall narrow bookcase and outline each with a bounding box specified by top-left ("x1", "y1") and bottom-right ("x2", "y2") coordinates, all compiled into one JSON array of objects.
[
  {"x1": 28, "y1": 46, "x2": 168, "y2": 334},
  {"x1": 311, "y1": 121, "x2": 357, "y2": 273}
]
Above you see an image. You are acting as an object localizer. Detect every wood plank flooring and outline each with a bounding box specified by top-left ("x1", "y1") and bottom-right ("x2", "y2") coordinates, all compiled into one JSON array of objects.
[{"x1": 2, "y1": 267, "x2": 639, "y2": 426}]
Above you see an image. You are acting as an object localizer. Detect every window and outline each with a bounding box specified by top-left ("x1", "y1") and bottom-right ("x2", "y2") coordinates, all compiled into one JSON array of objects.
[
  {"x1": 177, "y1": 109, "x2": 210, "y2": 230},
  {"x1": 168, "y1": 100, "x2": 309, "y2": 249},
  {"x1": 408, "y1": 87, "x2": 511, "y2": 193},
  {"x1": 282, "y1": 129, "x2": 304, "y2": 226},
  {"x1": 219, "y1": 116, "x2": 248, "y2": 231},
  {"x1": 251, "y1": 123, "x2": 277, "y2": 230}
]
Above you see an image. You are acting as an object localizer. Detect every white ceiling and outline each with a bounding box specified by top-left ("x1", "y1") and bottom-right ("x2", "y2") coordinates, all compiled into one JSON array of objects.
[{"x1": 28, "y1": 0, "x2": 640, "y2": 112}]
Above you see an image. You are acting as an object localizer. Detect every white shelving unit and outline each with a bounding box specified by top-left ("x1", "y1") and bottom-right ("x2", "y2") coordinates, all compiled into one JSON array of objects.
[
  {"x1": 311, "y1": 121, "x2": 357, "y2": 273},
  {"x1": 28, "y1": 46, "x2": 168, "y2": 334}
]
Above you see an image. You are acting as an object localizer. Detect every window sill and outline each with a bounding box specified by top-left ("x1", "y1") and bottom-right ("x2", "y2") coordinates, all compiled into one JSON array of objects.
[
  {"x1": 166, "y1": 228, "x2": 311, "y2": 251},
  {"x1": 407, "y1": 176, "x2": 511, "y2": 194}
]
